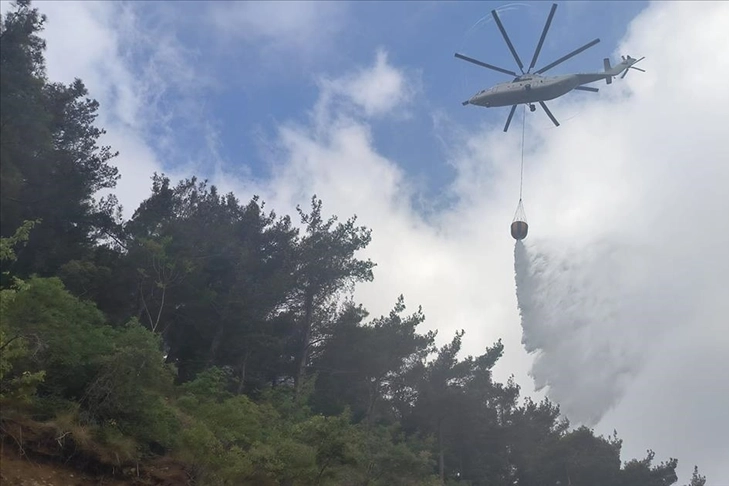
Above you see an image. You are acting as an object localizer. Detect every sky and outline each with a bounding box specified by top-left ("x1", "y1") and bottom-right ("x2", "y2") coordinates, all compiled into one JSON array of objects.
[{"x1": 2, "y1": 0, "x2": 728, "y2": 482}]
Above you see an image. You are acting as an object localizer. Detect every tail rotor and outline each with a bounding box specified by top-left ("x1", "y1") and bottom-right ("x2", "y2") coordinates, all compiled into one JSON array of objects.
[{"x1": 620, "y1": 55, "x2": 646, "y2": 79}]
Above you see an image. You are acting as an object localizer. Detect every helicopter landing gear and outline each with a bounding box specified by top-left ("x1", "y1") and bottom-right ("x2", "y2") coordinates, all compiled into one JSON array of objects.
[{"x1": 529, "y1": 104, "x2": 536, "y2": 112}]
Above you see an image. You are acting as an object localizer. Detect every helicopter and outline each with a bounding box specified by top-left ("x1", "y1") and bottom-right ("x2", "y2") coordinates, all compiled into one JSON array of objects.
[{"x1": 456, "y1": 3, "x2": 645, "y2": 132}]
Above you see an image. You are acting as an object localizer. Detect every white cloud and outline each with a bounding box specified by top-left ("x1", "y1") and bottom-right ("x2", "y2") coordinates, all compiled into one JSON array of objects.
[
  {"x1": 206, "y1": 1, "x2": 349, "y2": 71},
  {"x1": 317, "y1": 49, "x2": 420, "y2": 118},
  {"x1": 24, "y1": 1, "x2": 214, "y2": 218},
  {"x1": 209, "y1": 1, "x2": 344, "y2": 43}
]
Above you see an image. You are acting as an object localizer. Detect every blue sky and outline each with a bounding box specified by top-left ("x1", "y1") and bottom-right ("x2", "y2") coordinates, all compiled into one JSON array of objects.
[
  {"x1": 120, "y1": 1, "x2": 649, "y2": 205},
  {"x1": 5, "y1": 1, "x2": 728, "y2": 481}
]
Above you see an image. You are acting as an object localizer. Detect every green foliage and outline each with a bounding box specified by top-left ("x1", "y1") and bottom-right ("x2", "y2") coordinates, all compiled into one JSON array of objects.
[
  {"x1": 347, "y1": 423, "x2": 439, "y2": 486},
  {"x1": 0, "y1": 219, "x2": 40, "y2": 265},
  {"x1": 311, "y1": 296, "x2": 436, "y2": 424},
  {"x1": 0, "y1": 352, "x2": 46, "y2": 405},
  {"x1": 620, "y1": 449, "x2": 679, "y2": 486},
  {"x1": 0, "y1": 255, "x2": 179, "y2": 458},
  {"x1": 1, "y1": 0, "x2": 120, "y2": 278},
  {"x1": 685, "y1": 465, "x2": 706, "y2": 486},
  {"x1": 176, "y1": 368, "x2": 320, "y2": 484},
  {"x1": 0, "y1": 220, "x2": 45, "y2": 404},
  {"x1": 2, "y1": 276, "x2": 114, "y2": 400},
  {"x1": 292, "y1": 195, "x2": 377, "y2": 397},
  {"x1": 81, "y1": 319, "x2": 180, "y2": 449},
  {"x1": 170, "y1": 369, "x2": 440, "y2": 485},
  {"x1": 121, "y1": 174, "x2": 302, "y2": 386},
  {"x1": 535, "y1": 426, "x2": 622, "y2": 486}
]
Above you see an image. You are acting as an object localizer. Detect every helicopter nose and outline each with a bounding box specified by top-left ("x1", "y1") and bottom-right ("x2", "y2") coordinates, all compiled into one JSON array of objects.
[{"x1": 470, "y1": 93, "x2": 490, "y2": 107}]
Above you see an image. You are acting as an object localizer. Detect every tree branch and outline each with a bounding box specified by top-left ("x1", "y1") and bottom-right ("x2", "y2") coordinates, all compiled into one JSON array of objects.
[
  {"x1": 152, "y1": 284, "x2": 166, "y2": 333},
  {"x1": 138, "y1": 280, "x2": 155, "y2": 331},
  {"x1": 0, "y1": 334, "x2": 23, "y2": 351}
]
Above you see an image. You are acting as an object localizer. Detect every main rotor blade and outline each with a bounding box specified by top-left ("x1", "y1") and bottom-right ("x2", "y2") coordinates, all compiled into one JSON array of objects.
[
  {"x1": 491, "y1": 9, "x2": 524, "y2": 73},
  {"x1": 539, "y1": 101, "x2": 560, "y2": 127},
  {"x1": 454, "y1": 53, "x2": 518, "y2": 76},
  {"x1": 574, "y1": 86, "x2": 599, "y2": 92},
  {"x1": 529, "y1": 3, "x2": 557, "y2": 73},
  {"x1": 504, "y1": 104, "x2": 518, "y2": 132},
  {"x1": 620, "y1": 68, "x2": 629, "y2": 79},
  {"x1": 535, "y1": 38, "x2": 601, "y2": 75},
  {"x1": 630, "y1": 66, "x2": 646, "y2": 72}
]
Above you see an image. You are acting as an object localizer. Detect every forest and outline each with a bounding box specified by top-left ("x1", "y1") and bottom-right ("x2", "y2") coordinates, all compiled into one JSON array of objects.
[{"x1": 0, "y1": 1, "x2": 707, "y2": 485}]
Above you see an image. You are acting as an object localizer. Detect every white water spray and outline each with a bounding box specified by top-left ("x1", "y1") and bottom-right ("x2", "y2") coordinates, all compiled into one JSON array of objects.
[{"x1": 513, "y1": 237, "x2": 692, "y2": 426}]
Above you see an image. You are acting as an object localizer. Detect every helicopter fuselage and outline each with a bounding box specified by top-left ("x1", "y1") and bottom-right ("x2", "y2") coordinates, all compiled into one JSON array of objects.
[
  {"x1": 454, "y1": 1, "x2": 645, "y2": 131},
  {"x1": 467, "y1": 73, "x2": 606, "y2": 108}
]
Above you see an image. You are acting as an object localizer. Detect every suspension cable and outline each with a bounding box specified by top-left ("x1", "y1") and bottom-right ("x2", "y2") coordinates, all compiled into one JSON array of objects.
[{"x1": 519, "y1": 104, "x2": 526, "y2": 200}]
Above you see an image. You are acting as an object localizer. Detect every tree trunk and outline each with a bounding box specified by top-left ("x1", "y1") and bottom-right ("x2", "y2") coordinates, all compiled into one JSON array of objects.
[
  {"x1": 135, "y1": 281, "x2": 145, "y2": 322},
  {"x1": 208, "y1": 321, "x2": 226, "y2": 366},
  {"x1": 294, "y1": 288, "x2": 314, "y2": 398},
  {"x1": 151, "y1": 284, "x2": 166, "y2": 332},
  {"x1": 438, "y1": 417, "x2": 445, "y2": 485},
  {"x1": 236, "y1": 350, "x2": 249, "y2": 395},
  {"x1": 365, "y1": 378, "x2": 380, "y2": 426}
]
